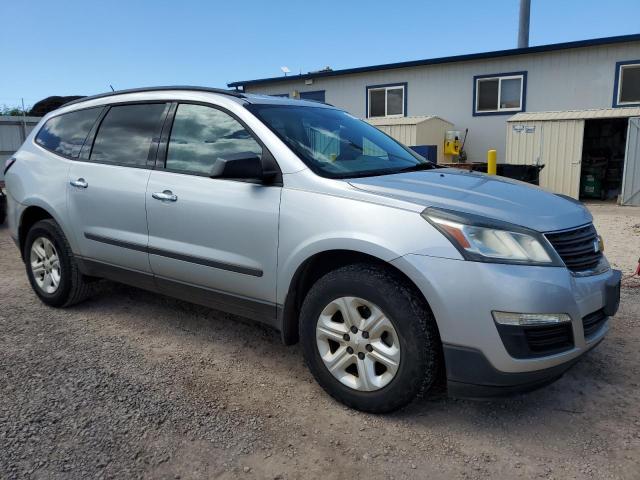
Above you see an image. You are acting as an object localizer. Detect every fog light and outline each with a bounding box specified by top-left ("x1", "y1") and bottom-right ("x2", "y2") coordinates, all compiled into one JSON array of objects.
[{"x1": 492, "y1": 311, "x2": 571, "y2": 326}]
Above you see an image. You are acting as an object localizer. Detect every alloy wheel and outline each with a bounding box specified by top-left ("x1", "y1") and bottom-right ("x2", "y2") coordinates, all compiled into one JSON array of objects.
[
  {"x1": 316, "y1": 296, "x2": 400, "y2": 391},
  {"x1": 30, "y1": 237, "x2": 61, "y2": 294}
]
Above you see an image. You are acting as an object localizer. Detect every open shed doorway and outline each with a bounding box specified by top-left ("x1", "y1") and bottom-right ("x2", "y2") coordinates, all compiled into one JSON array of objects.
[{"x1": 579, "y1": 118, "x2": 628, "y2": 202}]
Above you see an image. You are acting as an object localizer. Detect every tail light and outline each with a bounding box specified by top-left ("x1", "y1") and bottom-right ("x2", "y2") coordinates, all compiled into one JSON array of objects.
[{"x1": 4, "y1": 156, "x2": 16, "y2": 175}]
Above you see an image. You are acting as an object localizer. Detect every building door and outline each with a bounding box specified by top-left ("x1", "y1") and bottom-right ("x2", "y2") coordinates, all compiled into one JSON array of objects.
[{"x1": 621, "y1": 117, "x2": 640, "y2": 206}]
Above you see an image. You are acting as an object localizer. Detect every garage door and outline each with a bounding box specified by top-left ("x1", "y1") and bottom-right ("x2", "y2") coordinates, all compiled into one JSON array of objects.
[{"x1": 622, "y1": 117, "x2": 640, "y2": 206}]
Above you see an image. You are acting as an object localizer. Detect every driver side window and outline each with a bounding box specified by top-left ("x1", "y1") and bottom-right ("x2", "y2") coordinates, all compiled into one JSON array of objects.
[{"x1": 166, "y1": 104, "x2": 262, "y2": 175}]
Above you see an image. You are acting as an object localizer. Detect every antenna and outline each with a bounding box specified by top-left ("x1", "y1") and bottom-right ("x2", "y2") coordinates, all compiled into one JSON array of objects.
[
  {"x1": 280, "y1": 66, "x2": 290, "y2": 76},
  {"x1": 109, "y1": 84, "x2": 115, "y2": 92}
]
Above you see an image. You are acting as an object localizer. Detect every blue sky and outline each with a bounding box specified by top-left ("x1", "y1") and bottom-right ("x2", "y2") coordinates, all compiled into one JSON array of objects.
[{"x1": 1, "y1": 0, "x2": 639, "y2": 108}]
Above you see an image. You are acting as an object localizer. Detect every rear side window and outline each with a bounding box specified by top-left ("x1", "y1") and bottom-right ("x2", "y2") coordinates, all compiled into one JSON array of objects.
[
  {"x1": 165, "y1": 104, "x2": 262, "y2": 175},
  {"x1": 35, "y1": 108, "x2": 102, "y2": 158},
  {"x1": 90, "y1": 103, "x2": 167, "y2": 166}
]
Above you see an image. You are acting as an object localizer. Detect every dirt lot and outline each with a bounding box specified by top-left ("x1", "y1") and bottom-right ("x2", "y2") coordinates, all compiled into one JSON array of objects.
[{"x1": 1, "y1": 205, "x2": 639, "y2": 480}]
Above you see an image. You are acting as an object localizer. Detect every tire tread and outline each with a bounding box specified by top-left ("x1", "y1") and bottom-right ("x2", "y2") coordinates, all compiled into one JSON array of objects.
[{"x1": 300, "y1": 263, "x2": 441, "y2": 413}]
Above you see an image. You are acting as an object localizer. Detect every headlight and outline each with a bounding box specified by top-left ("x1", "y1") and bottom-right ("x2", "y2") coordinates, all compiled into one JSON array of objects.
[{"x1": 422, "y1": 207, "x2": 562, "y2": 266}]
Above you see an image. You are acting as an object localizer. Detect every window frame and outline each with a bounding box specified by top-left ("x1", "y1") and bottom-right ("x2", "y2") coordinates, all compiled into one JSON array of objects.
[
  {"x1": 156, "y1": 100, "x2": 281, "y2": 184},
  {"x1": 86, "y1": 100, "x2": 171, "y2": 169},
  {"x1": 366, "y1": 83, "x2": 407, "y2": 118},
  {"x1": 473, "y1": 72, "x2": 527, "y2": 116},
  {"x1": 33, "y1": 105, "x2": 106, "y2": 161},
  {"x1": 613, "y1": 60, "x2": 640, "y2": 108}
]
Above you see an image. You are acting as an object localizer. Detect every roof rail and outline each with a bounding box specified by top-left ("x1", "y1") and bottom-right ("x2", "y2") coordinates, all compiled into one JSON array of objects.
[{"x1": 62, "y1": 86, "x2": 246, "y2": 107}]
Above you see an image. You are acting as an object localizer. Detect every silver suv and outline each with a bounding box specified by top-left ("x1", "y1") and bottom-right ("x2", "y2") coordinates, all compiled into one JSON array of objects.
[{"x1": 4, "y1": 87, "x2": 621, "y2": 412}]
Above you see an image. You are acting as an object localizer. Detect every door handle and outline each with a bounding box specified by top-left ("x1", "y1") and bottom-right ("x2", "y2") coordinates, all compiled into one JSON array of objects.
[
  {"x1": 70, "y1": 178, "x2": 88, "y2": 188},
  {"x1": 152, "y1": 190, "x2": 178, "y2": 202}
]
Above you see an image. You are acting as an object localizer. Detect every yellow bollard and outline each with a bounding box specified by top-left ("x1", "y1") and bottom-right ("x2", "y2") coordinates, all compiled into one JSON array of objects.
[{"x1": 487, "y1": 149, "x2": 497, "y2": 175}]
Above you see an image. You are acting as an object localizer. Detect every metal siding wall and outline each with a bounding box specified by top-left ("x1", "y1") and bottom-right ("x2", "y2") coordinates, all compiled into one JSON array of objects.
[
  {"x1": 540, "y1": 120, "x2": 584, "y2": 198},
  {"x1": 376, "y1": 124, "x2": 415, "y2": 145},
  {"x1": 0, "y1": 124, "x2": 24, "y2": 151},
  {"x1": 622, "y1": 118, "x2": 640, "y2": 205},
  {"x1": 506, "y1": 119, "x2": 584, "y2": 198},
  {"x1": 0, "y1": 118, "x2": 40, "y2": 181},
  {"x1": 505, "y1": 121, "x2": 543, "y2": 165},
  {"x1": 415, "y1": 118, "x2": 452, "y2": 163},
  {"x1": 245, "y1": 41, "x2": 640, "y2": 164}
]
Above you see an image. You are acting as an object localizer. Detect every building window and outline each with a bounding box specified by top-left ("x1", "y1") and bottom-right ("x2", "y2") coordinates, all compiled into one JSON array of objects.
[
  {"x1": 367, "y1": 83, "x2": 406, "y2": 118},
  {"x1": 613, "y1": 60, "x2": 640, "y2": 107},
  {"x1": 473, "y1": 72, "x2": 526, "y2": 116},
  {"x1": 299, "y1": 90, "x2": 326, "y2": 103}
]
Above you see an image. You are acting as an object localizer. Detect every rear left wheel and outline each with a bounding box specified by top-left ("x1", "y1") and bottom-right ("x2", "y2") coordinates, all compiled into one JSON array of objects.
[{"x1": 24, "y1": 219, "x2": 92, "y2": 307}]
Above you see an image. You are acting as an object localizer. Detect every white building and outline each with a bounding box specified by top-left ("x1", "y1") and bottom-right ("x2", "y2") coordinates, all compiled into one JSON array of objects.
[{"x1": 228, "y1": 34, "x2": 640, "y2": 165}]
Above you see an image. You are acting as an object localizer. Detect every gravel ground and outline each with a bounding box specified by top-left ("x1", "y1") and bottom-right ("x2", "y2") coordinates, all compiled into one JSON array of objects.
[{"x1": 1, "y1": 205, "x2": 639, "y2": 479}]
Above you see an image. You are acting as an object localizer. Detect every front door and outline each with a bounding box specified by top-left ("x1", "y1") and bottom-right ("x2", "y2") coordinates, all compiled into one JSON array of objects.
[
  {"x1": 67, "y1": 102, "x2": 169, "y2": 273},
  {"x1": 145, "y1": 103, "x2": 281, "y2": 321}
]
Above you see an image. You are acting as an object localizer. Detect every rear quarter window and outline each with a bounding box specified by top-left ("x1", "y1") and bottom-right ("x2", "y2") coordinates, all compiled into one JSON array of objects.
[{"x1": 35, "y1": 107, "x2": 103, "y2": 158}]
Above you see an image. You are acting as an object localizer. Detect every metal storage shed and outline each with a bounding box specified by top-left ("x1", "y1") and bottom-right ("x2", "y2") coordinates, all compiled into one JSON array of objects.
[
  {"x1": 506, "y1": 108, "x2": 640, "y2": 205},
  {"x1": 366, "y1": 115, "x2": 453, "y2": 164}
]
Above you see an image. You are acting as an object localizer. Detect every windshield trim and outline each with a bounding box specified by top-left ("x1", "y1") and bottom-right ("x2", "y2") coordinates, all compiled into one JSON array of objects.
[{"x1": 244, "y1": 103, "x2": 435, "y2": 179}]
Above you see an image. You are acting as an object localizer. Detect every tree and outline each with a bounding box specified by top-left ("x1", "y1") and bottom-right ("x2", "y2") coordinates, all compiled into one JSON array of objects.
[{"x1": 0, "y1": 105, "x2": 29, "y2": 116}]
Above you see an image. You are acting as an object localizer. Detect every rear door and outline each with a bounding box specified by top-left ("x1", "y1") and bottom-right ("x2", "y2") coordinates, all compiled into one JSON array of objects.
[
  {"x1": 621, "y1": 117, "x2": 640, "y2": 205},
  {"x1": 145, "y1": 102, "x2": 281, "y2": 320},
  {"x1": 67, "y1": 102, "x2": 169, "y2": 273}
]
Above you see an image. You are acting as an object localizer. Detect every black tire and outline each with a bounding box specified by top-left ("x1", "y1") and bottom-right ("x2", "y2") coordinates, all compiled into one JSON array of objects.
[
  {"x1": 299, "y1": 263, "x2": 441, "y2": 413},
  {"x1": 24, "y1": 219, "x2": 92, "y2": 307}
]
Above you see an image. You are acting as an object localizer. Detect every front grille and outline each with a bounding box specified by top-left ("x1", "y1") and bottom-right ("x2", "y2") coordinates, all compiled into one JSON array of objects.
[
  {"x1": 524, "y1": 324, "x2": 574, "y2": 353},
  {"x1": 582, "y1": 309, "x2": 608, "y2": 338},
  {"x1": 545, "y1": 224, "x2": 602, "y2": 272}
]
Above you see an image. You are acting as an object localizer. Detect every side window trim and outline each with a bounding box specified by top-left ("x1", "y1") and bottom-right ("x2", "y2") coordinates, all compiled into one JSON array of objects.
[
  {"x1": 156, "y1": 100, "x2": 282, "y2": 184},
  {"x1": 154, "y1": 102, "x2": 178, "y2": 169},
  {"x1": 85, "y1": 101, "x2": 171, "y2": 169},
  {"x1": 78, "y1": 106, "x2": 109, "y2": 161}
]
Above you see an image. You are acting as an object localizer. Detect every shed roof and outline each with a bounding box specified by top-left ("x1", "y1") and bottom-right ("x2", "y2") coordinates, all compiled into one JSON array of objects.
[
  {"x1": 508, "y1": 108, "x2": 640, "y2": 122},
  {"x1": 228, "y1": 33, "x2": 640, "y2": 88},
  {"x1": 365, "y1": 115, "x2": 452, "y2": 126}
]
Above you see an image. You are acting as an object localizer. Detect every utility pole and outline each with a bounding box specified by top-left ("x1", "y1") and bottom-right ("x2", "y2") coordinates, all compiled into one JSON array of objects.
[
  {"x1": 518, "y1": 0, "x2": 531, "y2": 48},
  {"x1": 20, "y1": 98, "x2": 27, "y2": 142}
]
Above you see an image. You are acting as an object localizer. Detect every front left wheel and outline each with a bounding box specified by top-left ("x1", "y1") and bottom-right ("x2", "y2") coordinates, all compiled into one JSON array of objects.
[
  {"x1": 299, "y1": 263, "x2": 442, "y2": 413},
  {"x1": 24, "y1": 219, "x2": 92, "y2": 307}
]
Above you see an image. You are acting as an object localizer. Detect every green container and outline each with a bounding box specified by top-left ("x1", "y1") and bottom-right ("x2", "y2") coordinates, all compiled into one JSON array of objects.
[{"x1": 580, "y1": 167, "x2": 605, "y2": 199}]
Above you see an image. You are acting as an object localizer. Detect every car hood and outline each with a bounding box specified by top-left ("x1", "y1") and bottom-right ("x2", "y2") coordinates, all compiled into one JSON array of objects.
[{"x1": 348, "y1": 168, "x2": 592, "y2": 232}]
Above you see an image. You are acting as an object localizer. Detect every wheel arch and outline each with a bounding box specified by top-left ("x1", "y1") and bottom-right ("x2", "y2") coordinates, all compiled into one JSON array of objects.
[
  {"x1": 279, "y1": 248, "x2": 438, "y2": 345},
  {"x1": 18, "y1": 204, "x2": 57, "y2": 260}
]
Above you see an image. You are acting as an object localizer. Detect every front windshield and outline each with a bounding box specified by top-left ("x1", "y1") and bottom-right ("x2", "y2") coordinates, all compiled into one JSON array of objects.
[{"x1": 246, "y1": 104, "x2": 433, "y2": 178}]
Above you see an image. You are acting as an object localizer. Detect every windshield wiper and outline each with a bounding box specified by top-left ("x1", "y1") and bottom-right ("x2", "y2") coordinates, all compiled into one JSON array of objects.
[{"x1": 397, "y1": 162, "x2": 437, "y2": 173}]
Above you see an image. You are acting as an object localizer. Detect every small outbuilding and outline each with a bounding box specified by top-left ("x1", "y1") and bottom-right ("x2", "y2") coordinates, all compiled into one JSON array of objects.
[
  {"x1": 366, "y1": 115, "x2": 453, "y2": 164},
  {"x1": 506, "y1": 108, "x2": 640, "y2": 205}
]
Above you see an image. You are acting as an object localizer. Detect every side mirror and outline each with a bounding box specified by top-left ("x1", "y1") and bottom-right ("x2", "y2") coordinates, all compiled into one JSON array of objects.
[{"x1": 210, "y1": 152, "x2": 263, "y2": 180}]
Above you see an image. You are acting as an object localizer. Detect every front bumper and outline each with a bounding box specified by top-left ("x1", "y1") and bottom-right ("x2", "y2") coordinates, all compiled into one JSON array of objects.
[{"x1": 392, "y1": 254, "x2": 621, "y2": 397}]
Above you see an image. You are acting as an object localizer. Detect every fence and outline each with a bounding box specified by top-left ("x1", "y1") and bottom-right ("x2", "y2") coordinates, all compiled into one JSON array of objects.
[{"x1": 0, "y1": 115, "x2": 41, "y2": 182}]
